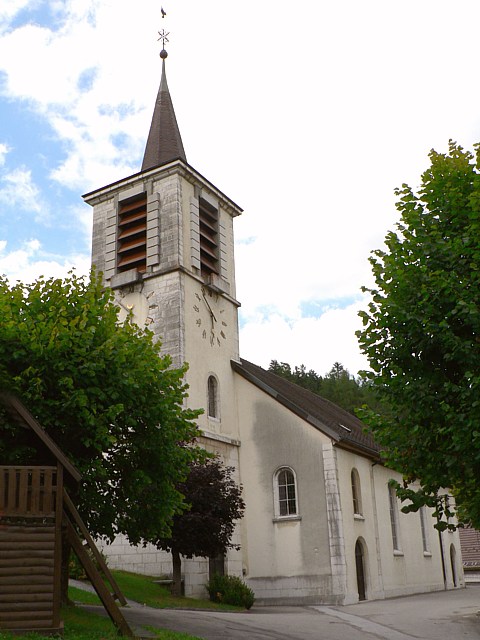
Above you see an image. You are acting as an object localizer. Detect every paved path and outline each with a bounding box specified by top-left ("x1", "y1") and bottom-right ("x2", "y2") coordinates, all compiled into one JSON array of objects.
[{"x1": 77, "y1": 584, "x2": 480, "y2": 639}]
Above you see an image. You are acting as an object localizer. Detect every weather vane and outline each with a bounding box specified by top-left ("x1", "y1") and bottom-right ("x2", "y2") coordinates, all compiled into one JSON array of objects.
[{"x1": 157, "y1": 7, "x2": 169, "y2": 58}]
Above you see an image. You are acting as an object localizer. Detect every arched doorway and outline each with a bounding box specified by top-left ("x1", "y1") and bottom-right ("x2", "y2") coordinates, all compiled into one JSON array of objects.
[
  {"x1": 450, "y1": 544, "x2": 457, "y2": 587},
  {"x1": 355, "y1": 539, "x2": 367, "y2": 601}
]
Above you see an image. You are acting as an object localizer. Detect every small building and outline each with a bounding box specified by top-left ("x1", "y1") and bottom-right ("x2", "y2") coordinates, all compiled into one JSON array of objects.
[
  {"x1": 459, "y1": 526, "x2": 480, "y2": 583},
  {"x1": 0, "y1": 392, "x2": 81, "y2": 634},
  {"x1": 0, "y1": 392, "x2": 133, "y2": 636}
]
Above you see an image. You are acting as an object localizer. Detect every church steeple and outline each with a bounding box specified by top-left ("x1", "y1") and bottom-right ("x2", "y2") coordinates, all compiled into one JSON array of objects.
[{"x1": 141, "y1": 39, "x2": 186, "y2": 172}]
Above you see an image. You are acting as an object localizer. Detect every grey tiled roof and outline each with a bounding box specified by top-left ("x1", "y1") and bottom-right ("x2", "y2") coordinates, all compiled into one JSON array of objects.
[
  {"x1": 459, "y1": 526, "x2": 480, "y2": 567},
  {"x1": 232, "y1": 358, "x2": 380, "y2": 460}
]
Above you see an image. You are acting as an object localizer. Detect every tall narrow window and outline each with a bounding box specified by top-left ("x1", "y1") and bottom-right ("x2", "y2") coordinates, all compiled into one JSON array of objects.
[
  {"x1": 117, "y1": 193, "x2": 147, "y2": 273},
  {"x1": 199, "y1": 197, "x2": 219, "y2": 276},
  {"x1": 419, "y1": 506, "x2": 430, "y2": 553},
  {"x1": 351, "y1": 468, "x2": 363, "y2": 516},
  {"x1": 207, "y1": 375, "x2": 218, "y2": 419},
  {"x1": 450, "y1": 544, "x2": 458, "y2": 587},
  {"x1": 275, "y1": 467, "x2": 298, "y2": 517},
  {"x1": 388, "y1": 485, "x2": 401, "y2": 552}
]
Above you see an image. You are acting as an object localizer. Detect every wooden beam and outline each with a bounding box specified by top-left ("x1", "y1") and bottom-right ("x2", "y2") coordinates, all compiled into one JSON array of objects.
[
  {"x1": 63, "y1": 490, "x2": 127, "y2": 606},
  {"x1": 65, "y1": 517, "x2": 133, "y2": 637}
]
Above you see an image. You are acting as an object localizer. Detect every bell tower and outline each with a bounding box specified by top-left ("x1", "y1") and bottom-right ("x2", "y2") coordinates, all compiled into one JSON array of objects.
[{"x1": 83, "y1": 29, "x2": 243, "y2": 447}]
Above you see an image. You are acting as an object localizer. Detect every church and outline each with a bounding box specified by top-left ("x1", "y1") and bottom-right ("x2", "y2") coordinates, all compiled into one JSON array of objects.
[{"x1": 83, "y1": 39, "x2": 464, "y2": 605}]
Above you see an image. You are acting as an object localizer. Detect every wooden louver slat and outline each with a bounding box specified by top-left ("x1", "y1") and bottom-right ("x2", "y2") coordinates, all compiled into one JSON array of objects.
[
  {"x1": 200, "y1": 252, "x2": 219, "y2": 274},
  {"x1": 200, "y1": 244, "x2": 218, "y2": 261},
  {"x1": 199, "y1": 198, "x2": 219, "y2": 276},
  {"x1": 117, "y1": 194, "x2": 147, "y2": 274},
  {"x1": 118, "y1": 221, "x2": 147, "y2": 240}
]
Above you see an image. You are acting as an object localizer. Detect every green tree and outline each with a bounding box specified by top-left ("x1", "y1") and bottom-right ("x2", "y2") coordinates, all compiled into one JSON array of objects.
[
  {"x1": 155, "y1": 457, "x2": 245, "y2": 596},
  {"x1": 268, "y1": 360, "x2": 383, "y2": 415},
  {"x1": 357, "y1": 141, "x2": 480, "y2": 528},
  {"x1": 0, "y1": 270, "x2": 202, "y2": 544}
]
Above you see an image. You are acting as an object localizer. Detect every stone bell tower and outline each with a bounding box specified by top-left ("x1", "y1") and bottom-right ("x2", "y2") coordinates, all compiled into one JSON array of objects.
[{"x1": 83, "y1": 31, "x2": 243, "y2": 451}]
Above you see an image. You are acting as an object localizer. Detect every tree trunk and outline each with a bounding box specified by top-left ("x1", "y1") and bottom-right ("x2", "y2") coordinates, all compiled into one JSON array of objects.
[{"x1": 171, "y1": 548, "x2": 183, "y2": 596}]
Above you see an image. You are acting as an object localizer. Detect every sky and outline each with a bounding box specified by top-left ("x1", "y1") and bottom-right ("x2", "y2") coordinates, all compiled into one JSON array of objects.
[{"x1": 1, "y1": 1, "x2": 480, "y2": 377}]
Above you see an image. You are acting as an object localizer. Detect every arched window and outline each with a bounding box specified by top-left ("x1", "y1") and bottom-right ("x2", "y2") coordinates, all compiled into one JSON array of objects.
[
  {"x1": 207, "y1": 375, "x2": 219, "y2": 419},
  {"x1": 351, "y1": 468, "x2": 362, "y2": 516},
  {"x1": 274, "y1": 467, "x2": 298, "y2": 517}
]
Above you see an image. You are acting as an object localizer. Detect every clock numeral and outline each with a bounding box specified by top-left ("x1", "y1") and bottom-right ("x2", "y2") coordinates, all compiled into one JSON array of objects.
[
  {"x1": 222, "y1": 321, "x2": 227, "y2": 327},
  {"x1": 193, "y1": 304, "x2": 200, "y2": 313},
  {"x1": 220, "y1": 331, "x2": 226, "y2": 340},
  {"x1": 195, "y1": 293, "x2": 201, "y2": 301},
  {"x1": 196, "y1": 319, "x2": 202, "y2": 327},
  {"x1": 202, "y1": 329, "x2": 207, "y2": 339}
]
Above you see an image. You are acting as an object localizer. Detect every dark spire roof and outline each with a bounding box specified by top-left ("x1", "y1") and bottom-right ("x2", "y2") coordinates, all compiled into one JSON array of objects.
[{"x1": 141, "y1": 51, "x2": 187, "y2": 172}]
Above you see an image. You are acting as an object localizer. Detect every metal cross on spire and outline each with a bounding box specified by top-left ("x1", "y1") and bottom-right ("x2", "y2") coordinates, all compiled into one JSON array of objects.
[{"x1": 158, "y1": 28, "x2": 169, "y2": 49}]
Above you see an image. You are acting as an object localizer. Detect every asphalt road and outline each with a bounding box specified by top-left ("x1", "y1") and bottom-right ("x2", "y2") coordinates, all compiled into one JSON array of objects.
[{"x1": 80, "y1": 584, "x2": 480, "y2": 639}]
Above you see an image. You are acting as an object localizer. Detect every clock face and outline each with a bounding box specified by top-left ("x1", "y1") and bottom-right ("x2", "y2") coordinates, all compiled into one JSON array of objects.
[
  {"x1": 116, "y1": 291, "x2": 153, "y2": 327},
  {"x1": 193, "y1": 286, "x2": 228, "y2": 347}
]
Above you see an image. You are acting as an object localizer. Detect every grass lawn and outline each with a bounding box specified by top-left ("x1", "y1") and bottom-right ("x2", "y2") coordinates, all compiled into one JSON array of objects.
[{"x1": 101, "y1": 570, "x2": 242, "y2": 611}]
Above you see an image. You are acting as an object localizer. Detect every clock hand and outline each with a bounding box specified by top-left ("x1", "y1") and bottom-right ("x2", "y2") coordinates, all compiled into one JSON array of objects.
[{"x1": 202, "y1": 293, "x2": 217, "y2": 323}]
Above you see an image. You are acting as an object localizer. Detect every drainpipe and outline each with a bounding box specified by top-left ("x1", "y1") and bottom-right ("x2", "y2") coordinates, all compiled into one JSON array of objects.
[{"x1": 437, "y1": 522, "x2": 447, "y2": 590}]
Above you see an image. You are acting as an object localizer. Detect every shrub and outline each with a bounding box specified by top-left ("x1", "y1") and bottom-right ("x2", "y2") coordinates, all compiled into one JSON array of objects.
[{"x1": 206, "y1": 574, "x2": 255, "y2": 609}]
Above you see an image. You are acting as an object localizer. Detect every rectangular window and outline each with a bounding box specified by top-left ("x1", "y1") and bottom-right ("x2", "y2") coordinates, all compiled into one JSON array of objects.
[
  {"x1": 199, "y1": 197, "x2": 219, "y2": 276},
  {"x1": 117, "y1": 193, "x2": 147, "y2": 273},
  {"x1": 388, "y1": 485, "x2": 401, "y2": 552},
  {"x1": 420, "y1": 506, "x2": 430, "y2": 553},
  {"x1": 351, "y1": 469, "x2": 362, "y2": 516}
]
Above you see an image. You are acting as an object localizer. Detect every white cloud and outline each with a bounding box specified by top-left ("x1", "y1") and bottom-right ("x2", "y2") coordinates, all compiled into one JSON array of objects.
[
  {"x1": 0, "y1": 0, "x2": 33, "y2": 29},
  {"x1": 0, "y1": 0, "x2": 157, "y2": 191},
  {"x1": 0, "y1": 143, "x2": 9, "y2": 166},
  {"x1": 65, "y1": 202, "x2": 93, "y2": 250},
  {"x1": 2, "y1": 0, "x2": 480, "y2": 374},
  {"x1": 239, "y1": 299, "x2": 370, "y2": 378},
  {"x1": 0, "y1": 167, "x2": 46, "y2": 218},
  {"x1": 0, "y1": 238, "x2": 89, "y2": 284}
]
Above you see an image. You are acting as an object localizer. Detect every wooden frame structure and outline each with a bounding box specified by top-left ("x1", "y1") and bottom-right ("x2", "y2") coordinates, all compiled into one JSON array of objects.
[{"x1": 0, "y1": 392, "x2": 133, "y2": 636}]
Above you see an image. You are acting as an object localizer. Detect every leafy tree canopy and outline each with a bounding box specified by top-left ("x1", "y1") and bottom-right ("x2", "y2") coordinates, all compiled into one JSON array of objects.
[
  {"x1": 156, "y1": 457, "x2": 244, "y2": 558},
  {"x1": 357, "y1": 141, "x2": 480, "y2": 527},
  {"x1": 268, "y1": 360, "x2": 384, "y2": 415},
  {"x1": 155, "y1": 457, "x2": 245, "y2": 595},
  {"x1": 0, "y1": 270, "x2": 202, "y2": 543}
]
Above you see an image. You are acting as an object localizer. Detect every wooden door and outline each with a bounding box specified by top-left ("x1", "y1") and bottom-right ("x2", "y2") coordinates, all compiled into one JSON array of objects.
[{"x1": 355, "y1": 540, "x2": 366, "y2": 601}]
